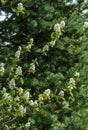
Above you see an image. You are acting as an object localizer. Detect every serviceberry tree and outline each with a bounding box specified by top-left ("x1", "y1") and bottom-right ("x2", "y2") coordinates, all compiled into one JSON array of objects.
[{"x1": 0, "y1": 0, "x2": 88, "y2": 129}]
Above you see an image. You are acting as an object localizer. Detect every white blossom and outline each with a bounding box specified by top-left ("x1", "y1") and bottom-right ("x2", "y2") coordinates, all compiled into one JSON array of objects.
[
  {"x1": 30, "y1": 38, "x2": 34, "y2": 43},
  {"x1": 68, "y1": 85, "x2": 73, "y2": 91},
  {"x1": 17, "y1": 3, "x2": 24, "y2": 11},
  {"x1": 59, "y1": 90, "x2": 64, "y2": 97},
  {"x1": 54, "y1": 23, "x2": 61, "y2": 33},
  {"x1": 43, "y1": 89, "x2": 51, "y2": 96},
  {"x1": 0, "y1": 63, "x2": 5, "y2": 73},
  {"x1": 38, "y1": 95, "x2": 43, "y2": 101},
  {"x1": 30, "y1": 100, "x2": 38, "y2": 107},
  {"x1": 74, "y1": 72, "x2": 80, "y2": 77},
  {"x1": 60, "y1": 21, "x2": 65, "y2": 28},
  {"x1": 14, "y1": 96, "x2": 20, "y2": 101},
  {"x1": 30, "y1": 100, "x2": 34, "y2": 106},
  {"x1": 3, "y1": 93, "x2": 9, "y2": 99},
  {"x1": 19, "y1": 87, "x2": 23, "y2": 94},
  {"x1": 69, "y1": 78, "x2": 75, "y2": 85},
  {"x1": 30, "y1": 63, "x2": 35, "y2": 71},
  {"x1": 15, "y1": 50, "x2": 21, "y2": 59},
  {"x1": 23, "y1": 91, "x2": 30, "y2": 100},
  {"x1": 49, "y1": 40, "x2": 56, "y2": 47},
  {"x1": 15, "y1": 66, "x2": 22, "y2": 76},
  {"x1": 18, "y1": 46, "x2": 22, "y2": 51},
  {"x1": 9, "y1": 79, "x2": 16, "y2": 89},
  {"x1": 19, "y1": 105, "x2": 26, "y2": 114},
  {"x1": 2, "y1": 87, "x2": 6, "y2": 93},
  {"x1": 3, "y1": 92, "x2": 12, "y2": 100},
  {"x1": 25, "y1": 122, "x2": 31, "y2": 128},
  {"x1": 84, "y1": 22, "x2": 88, "y2": 28},
  {"x1": 34, "y1": 100, "x2": 38, "y2": 106},
  {"x1": 43, "y1": 45, "x2": 49, "y2": 52}
]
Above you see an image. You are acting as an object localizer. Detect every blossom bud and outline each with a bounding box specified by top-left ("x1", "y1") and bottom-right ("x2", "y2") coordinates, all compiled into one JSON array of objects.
[
  {"x1": 69, "y1": 78, "x2": 75, "y2": 85},
  {"x1": 59, "y1": 90, "x2": 64, "y2": 96},
  {"x1": 15, "y1": 66, "x2": 22, "y2": 76},
  {"x1": 54, "y1": 23, "x2": 61, "y2": 33},
  {"x1": 74, "y1": 72, "x2": 80, "y2": 77},
  {"x1": 30, "y1": 63, "x2": 35, "y2": 71},
  {"x1": 23, "y1": 91, "x2": 30, "y2": 100},
  {"x1": 60, "y1": 20, "x2": 65, "y2": 28},
  {"x1": 43, "y1": 89, "x2": 51, "y2": 96},
  {"x1": 25, "y1": 122, "x2": 31, "y2": 128},
  {"x1": 43, "y1": 45, "x2": 49, "y2": 52},
  {"x1": 19, "y1": 105, "x2": 26, "y2": 115},
  {"x1": 49, "y1": 40, "x2": 56, "y2": 47},
  {"x1": 68, "y1": 85, "x2": 73, "y2": 91},
  {"x1": 15, "y1": 50, "x2": 20, "y2": 59},
  {"x1": 17, "y1": 3, "x2": 24, "y2": 11},
  {"x1": 30, "y1": 38, "x2": 34, "y2": 43},
  {"x1": 9, "y1": 79, "x2": 16, "y2": 89}
]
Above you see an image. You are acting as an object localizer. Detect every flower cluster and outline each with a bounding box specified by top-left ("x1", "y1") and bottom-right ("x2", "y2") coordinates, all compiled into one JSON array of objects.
[
  {"x1": 3, "y1": 92, "x2": 12, "y2": 101},
  {"x1": 25, "y1": 121, "x2": 31, "y2": 128},
  {"x1": 54, "y1": 23, "x2": 61, "y2": 33},
  {"x1": 1, "y1": 86, "x2": 31, "y2": 121},
  {"x1": 74, "y1": 72, "x2": 80, "y2": 77},
  {"x1": 67, "y1": 78, "x2": 76, "y2": 91},
  {"x1": 15, "y1": 46, "x2": 21, "y2": 59},
  {"x1": 18, "y1": 87, "x2": 23, "y2": 94},
  {"x1": 18, "y1": 105, "x2": 26, "y2": 116},
  {"x1": 60, "y1": 21, "x2": 65, "y2": 28},
  {"x1": 58, "y1": 73, "x2": 79, "y2": 100},
  {"x1": 38, "y1": 95, "x2": 43, "y2": 101},
  {"x1": 43, "y1": 89, "x2": 51, "y2": 96},
  {"x1": 43, "y1": 45, "x2": 49, "y2": 52},
  {"x1": 59, "y1": 90, "x2": 64, "y2": 97},
  {"x1": 23, "y1": 91, "x2": 30, "y2": 100},
  {"x1": 17, "y1": 3, "x2": 24, "y2": 11},
  {"x1": 30, "y1": 63, "x2": 35, "y2": 72},
  {"x1": 49, "y1": 40, "x2": 56, "y2": 47},
  {"x1": 15, "y1": 66, "x2": 22, "y2": 76},
  {"x1": 67, "y1": 72, "x2": 80, "y2": 92},
  {"x1": 54, "y1": 20, "x2": 65, "y2": 37},
  {"x1": 69, "y1": 78, "x2": 75, "y2": 85},
  {"x1": 9, "y1": 79, "x2": 16, "y2": 89},
  {"x1": 25, "y1": 38, "x2": 34, "y2": 51},
  {"x1": 12, "y1": 3, "x2": 25, "y2": 16},
  {"x1": 30, "y1": 100, "x2": 38, "y2": 107},
  {"x1": 43, "y1": 20, "x2": 65, "y2": 55}
]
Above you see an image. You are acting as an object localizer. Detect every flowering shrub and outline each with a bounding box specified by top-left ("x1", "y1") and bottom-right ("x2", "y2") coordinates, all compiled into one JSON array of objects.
[
  {"x1": 0, "y1": 21, "x2": 81, "y2": 129},
  {"x1": 0, "y1": 0, "x2": 88, "y2": 130},
  {"x1": 0, "y1": 70, "x2": 79, "y2": 129}
]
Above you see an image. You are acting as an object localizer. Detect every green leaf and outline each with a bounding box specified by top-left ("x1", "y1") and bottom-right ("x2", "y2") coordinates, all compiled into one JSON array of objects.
[
  {"x1": 69, "y1": 91, "x2": 73, "y2": 97},
  {"x1": 20, "y1": 77, "x2": 24, "y2": 84},
  {"x1": 10, "y1": 89, "x2": 15, "y2": 96}
]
